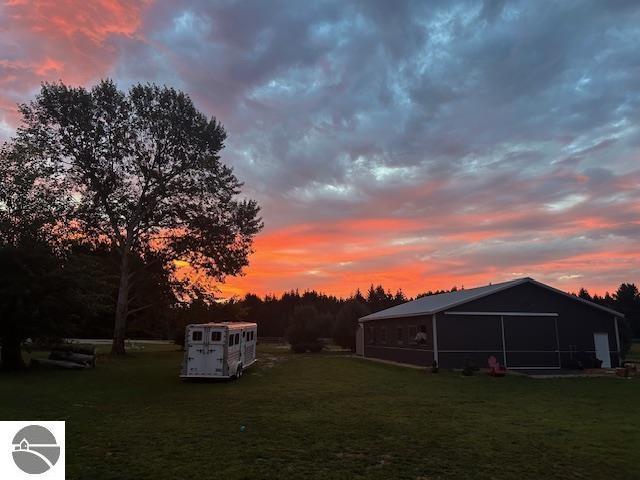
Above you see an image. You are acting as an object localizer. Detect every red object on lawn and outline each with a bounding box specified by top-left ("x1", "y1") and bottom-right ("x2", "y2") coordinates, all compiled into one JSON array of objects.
[{"x1": 487, "y1": 355, "x2": 507, "y2": 377}]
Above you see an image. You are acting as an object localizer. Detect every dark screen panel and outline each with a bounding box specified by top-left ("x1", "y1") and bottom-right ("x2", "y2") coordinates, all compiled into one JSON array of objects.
[{"x1": 503, "y1": 315, "x2": 558, "y2": 351}]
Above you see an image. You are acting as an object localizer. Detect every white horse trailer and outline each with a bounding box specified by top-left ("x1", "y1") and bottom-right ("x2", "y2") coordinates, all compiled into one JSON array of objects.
[{"x1": 180, "y1": 322, "x2": 257, "y2": 379}]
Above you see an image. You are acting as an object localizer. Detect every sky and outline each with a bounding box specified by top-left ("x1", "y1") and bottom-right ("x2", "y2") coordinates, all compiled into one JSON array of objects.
[{"x1": 1, "y1": 0, "x2": 639, "y2": 298}]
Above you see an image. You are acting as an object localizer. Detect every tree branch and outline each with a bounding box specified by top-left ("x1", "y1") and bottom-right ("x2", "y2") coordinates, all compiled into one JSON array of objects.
[{"x1": 126, "y1": 304, "x2": 153, "y2": 317}]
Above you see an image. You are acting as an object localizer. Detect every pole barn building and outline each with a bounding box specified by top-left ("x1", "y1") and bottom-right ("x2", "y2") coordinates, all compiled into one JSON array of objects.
[{"x1": 357, "y1": 277, "x2": 624, "y2": 370}]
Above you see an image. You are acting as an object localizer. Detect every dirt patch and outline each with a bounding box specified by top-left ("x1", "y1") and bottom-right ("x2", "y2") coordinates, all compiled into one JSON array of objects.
[{"x1": 255, "y1": 354, "x2": 287, "y2": 369}]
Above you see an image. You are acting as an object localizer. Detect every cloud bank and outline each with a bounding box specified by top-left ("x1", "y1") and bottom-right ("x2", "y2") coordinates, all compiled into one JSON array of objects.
[{"x1": 1, "y1": 0, "x2": 639, "y2": 296}]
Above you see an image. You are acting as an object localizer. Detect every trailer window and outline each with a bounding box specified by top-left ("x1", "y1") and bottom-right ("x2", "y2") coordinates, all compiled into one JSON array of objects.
[
  {"x1": 229, "y1": 334, "x2": 234, "y2": 346},
  {"x1": 235, "y1": 333, "x2": 240, "y2": 344},
  {"x1": 192, "y1": 331, "x2": 202, "y2": 342},
  {"x1": 211, "y1": 331, "x2": 221, "y2": 342}
]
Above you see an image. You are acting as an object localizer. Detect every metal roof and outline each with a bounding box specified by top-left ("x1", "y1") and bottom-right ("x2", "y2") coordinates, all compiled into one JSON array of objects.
[
  {"x1": 359, "y1": 277, "x2": 623, "y2": 321},
  {"x1": 187, "y1": 322, "x2": 257, "y2": 329}
]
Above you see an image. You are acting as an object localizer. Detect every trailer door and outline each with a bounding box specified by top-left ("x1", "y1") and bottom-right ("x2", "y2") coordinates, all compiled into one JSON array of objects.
[
  {"x1": 208, "y1": 329, "x2": 225, "y2": 375},
  {"x1": 241, "y1": 330, "x2": 247, "y2": 366},
  {"x1": 186, "y1": 326, "x2": 208, "y2": 375}
]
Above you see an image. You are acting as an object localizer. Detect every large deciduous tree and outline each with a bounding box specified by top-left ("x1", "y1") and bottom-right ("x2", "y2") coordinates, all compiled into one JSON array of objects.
[{"x1": 16, "y1": 80, "x2": 262, "y2": 354}]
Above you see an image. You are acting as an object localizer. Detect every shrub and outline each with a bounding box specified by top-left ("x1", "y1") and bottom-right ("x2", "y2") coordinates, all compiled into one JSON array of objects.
[
  {"x1": 567, "y1": 352, "x2": 604, "y2": 370},
  {"x1": 286, "y1": 305, "x2": 323, "y2": 353},
  {"x1": 307, "y1": 340, "x2": 324, "y2": 353},
  {"x1": 291, "y1": 343, "x2": 307, "y2": 354},
  {"x1": 462, "y1": 357, "x2": 476, "y2": 376}
]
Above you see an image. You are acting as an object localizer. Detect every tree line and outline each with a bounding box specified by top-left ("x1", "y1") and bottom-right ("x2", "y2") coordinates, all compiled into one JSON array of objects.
[{"x1": 183, "y1": 282, "x2": 640, "y2": 355}]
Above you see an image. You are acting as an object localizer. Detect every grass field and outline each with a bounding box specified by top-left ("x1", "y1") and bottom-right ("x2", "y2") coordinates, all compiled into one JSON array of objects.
[{"x1": 1, "y1": 345, "x2": 639, "y2": 480}]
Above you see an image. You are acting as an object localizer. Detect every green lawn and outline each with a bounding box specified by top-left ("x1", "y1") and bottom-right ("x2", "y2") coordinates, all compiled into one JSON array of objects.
[{"x1": 1, "y1": 345, "x2": 639, "y2": 480}]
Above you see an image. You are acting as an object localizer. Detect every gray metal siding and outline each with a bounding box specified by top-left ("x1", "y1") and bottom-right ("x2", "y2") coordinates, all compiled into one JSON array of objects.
[
  {"x1": 362, "y1": 315, "x2": 434, "y2": 366},
  {"x1": 362, "y1": 281, "x2": 620, "y2": 369}
]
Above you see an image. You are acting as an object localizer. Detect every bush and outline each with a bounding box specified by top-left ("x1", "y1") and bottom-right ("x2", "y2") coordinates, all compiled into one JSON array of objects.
[
  {"x1": 462, "y1": 357, "x2": 476, "y2": 376},
  {"x1": 567, "y1": 352, "x2": 604, "y2": 369},
  {"x1": 307, "y1": 340, "x2": 324, "y2": 353},
  {"x1": 291, "y1": 343, "x2": 307, "y2": 354},
  {"x1": 286, "y1": 305, "x2": 323, "y2": 353}
]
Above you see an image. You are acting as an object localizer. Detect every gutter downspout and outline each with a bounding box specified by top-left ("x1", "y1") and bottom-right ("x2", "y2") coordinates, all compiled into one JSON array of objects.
[
  {"x1": 614, "y1": 315, "x2": 621, "y2": 365},
  {"x1": 432, "y1": 314, "x2": 438, "y2": 365}
]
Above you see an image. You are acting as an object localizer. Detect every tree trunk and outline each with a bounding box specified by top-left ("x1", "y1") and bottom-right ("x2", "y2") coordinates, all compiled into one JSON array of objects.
[
  {"x1": 0, "y1": 335, "x2": 26, "y2": 370},
  {"x1": 111, "y1": 250, "x2": 130, "y2": 355}
]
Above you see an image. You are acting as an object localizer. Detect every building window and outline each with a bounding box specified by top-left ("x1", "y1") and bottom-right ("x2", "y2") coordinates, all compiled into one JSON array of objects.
[
  {"x1": 192, "y1": 331, "x2": 202, "y2": 342},
  {"x1": 211, "y1": 331, "x2": 221, "y2": 342},
  {"x1": 416, "y1": 324, "x2": 428, "y2": 345},
  {"x1": 380, "y1": 327, "x2": 387, "y2": 344},
  {"x1": 366, "y1": 327, "x2": 374, "y2": 344},
  {"x1": 397, "y1": 326, "x2": 404, "y2": 345},
  {"x1": 408, "y1": 326, "x2": 417, "y2": 345}
]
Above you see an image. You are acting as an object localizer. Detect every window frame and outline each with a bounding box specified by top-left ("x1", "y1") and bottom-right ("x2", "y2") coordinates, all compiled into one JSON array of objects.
[
  {"x1": 366, "y1": 326, "x2": 374, "y2": 345},
  {"x1": 415, "y1": 324, "x2": 428, "y2": 346},
  {"x1": 408, "y1": 325, "x2": 417, "y2": 345}
]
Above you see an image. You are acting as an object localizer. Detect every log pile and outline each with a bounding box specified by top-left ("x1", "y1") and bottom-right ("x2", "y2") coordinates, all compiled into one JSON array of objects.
[{"x1": 31, "y1": 344, "x2": 97, "y2": 369}]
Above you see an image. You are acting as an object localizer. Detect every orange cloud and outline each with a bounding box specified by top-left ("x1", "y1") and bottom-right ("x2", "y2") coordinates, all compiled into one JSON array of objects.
[
  {"x1": 1, "y1": 0, "x2": 151, "y2": 134},
  {"x1": 210, "y1": 214, "x2": 639, "y2": 299},
  {"x1": 8, "y1": 0, "x2": 149, "y2": 44}
]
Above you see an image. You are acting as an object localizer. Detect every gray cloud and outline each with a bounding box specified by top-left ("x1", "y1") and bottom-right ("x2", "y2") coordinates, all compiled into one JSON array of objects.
[{"x1": 1, "y1": 0, "x2": 639, "y2": 293}]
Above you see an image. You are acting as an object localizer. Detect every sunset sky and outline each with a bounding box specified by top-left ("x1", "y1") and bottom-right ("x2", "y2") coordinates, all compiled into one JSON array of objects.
[{"x1": 1, "y1": 0, "x2": 639, "y2": 298}]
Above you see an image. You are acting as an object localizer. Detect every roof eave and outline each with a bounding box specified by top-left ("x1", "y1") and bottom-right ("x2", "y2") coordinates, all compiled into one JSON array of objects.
[{"x1": 359, "y1": 311, "x2": 434, "y2": 322}]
